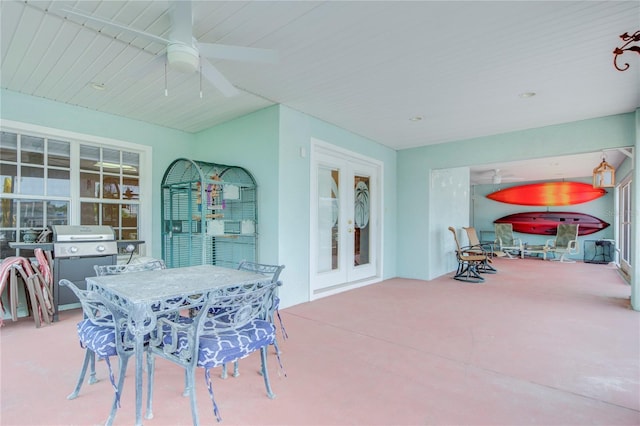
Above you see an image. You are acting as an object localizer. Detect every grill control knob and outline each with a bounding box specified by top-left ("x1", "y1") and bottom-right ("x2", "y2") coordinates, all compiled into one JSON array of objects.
[
  {"x1": 69, "y1": 246, "x2": 79, "y2": 254},
  {"x1": 96, "y1": 245, "x2": 106, "y2": 253}
]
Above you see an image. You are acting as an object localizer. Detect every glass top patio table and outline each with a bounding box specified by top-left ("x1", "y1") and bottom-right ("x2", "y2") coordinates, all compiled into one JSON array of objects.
[{"x1": 85, "y1": 264, "x2": 272, "y2": 426}]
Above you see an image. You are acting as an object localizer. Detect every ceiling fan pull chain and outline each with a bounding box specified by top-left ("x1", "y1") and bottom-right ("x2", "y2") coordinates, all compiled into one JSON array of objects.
[
  {"x1": 164, "y1": 61, "x2": 169, "y2": 97},
  {"x1": 200, "y1": 61, "x2": 203, "y2": 99}
]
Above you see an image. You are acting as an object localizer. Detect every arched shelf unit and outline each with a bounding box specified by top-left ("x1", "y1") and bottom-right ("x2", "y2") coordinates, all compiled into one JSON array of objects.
[{"x1": 161, "y1": 158, "x2": 257, "y2": 268}]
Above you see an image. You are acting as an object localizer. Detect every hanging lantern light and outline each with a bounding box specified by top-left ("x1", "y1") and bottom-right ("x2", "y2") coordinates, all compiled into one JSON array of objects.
[{"x1": 593, "y1": 157, "x2": 615, "y2": 188}]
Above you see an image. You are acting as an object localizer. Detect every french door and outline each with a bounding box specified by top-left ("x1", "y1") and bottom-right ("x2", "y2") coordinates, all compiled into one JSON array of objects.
[
  {"x1": 310, "y1": 141, "x2": 381, "y2": 297},
  {"x1": 618, "y1": 177, "x2": 632, "y2": 275}
]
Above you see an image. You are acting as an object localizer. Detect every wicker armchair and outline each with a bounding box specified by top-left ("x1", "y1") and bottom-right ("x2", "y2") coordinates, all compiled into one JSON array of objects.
[{"x1": 448, "y1": 226, "x2": 489, "y2": 283}]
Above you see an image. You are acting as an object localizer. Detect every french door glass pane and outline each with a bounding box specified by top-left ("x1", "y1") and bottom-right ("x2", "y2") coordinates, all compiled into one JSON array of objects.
[
  {"x1": 354, "y1": 175, "x2": 370, "y2": 266},
  {"x1": 318, "y1": 166, "x2": 339, "y2": 272}
]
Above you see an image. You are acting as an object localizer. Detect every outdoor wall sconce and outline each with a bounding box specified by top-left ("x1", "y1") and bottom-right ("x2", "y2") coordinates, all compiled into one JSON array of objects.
[
  {"x1": 613, "y1": 30, "x2": 640, "y2": 71},
  {"x1": 593, "y1": 158, "x2": 615, "y2": 188}
]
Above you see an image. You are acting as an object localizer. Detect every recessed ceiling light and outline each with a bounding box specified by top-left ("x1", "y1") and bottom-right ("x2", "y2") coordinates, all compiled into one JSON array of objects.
[
  {"x1": 90, "y1": 82, "x2": 106, "y2": 91},
  {"x1": 409, "y1": 115, "x2": 424, "y2": 122},
  {"x1": 519, "y1": 92, "x2": 536, "y2": 98}
]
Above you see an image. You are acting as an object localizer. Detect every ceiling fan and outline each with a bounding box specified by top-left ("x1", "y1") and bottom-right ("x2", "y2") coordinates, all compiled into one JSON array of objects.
[
  {"x1": 475, "y1": 169, "x2": 525, "y2": 185},
  {"x1": 59, "y1": 1, "x2": 277, "y2": 97}
]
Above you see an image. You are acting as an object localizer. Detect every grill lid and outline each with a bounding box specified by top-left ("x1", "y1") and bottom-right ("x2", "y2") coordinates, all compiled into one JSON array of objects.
[{"x1": 52, "y1": 225, "x2": 115, "y2": 242}]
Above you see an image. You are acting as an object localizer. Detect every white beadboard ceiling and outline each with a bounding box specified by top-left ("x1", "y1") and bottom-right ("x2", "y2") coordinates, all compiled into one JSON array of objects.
[{"x1": 1, "y1": 1, "x2": 639, "y2": 183}]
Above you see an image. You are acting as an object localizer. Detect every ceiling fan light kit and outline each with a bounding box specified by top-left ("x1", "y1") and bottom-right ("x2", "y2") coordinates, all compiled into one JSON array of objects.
[{"x1": 167, "y1": 43, "x2": 199, "y2": 73}]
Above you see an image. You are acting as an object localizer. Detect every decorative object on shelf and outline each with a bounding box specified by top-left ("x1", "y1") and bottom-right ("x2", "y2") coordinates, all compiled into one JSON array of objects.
[
  {"x1": 613, "y1": 30, "x2": 640, "y2": 71},
  {"x1": 486, "y1": 182, "x2": 606, "y2": 206},
  {"x1": 22, "y1": 229, "x2": 38, "y2": 243},
  {"x1": 593, "y1": 156, "x2": 616, "y2": 188},
  {"x1": 494, "y1": 211, "x2": 609, "y2": 236}
]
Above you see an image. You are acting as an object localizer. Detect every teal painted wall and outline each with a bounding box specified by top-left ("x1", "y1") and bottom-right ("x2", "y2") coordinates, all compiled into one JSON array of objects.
[
  {"x1": 398, "y1": 113, "x2": 637, "y2": 279},
  {"x1": 1, "y1": 89, "x2": 193, "y2": 257},
  {"x1": 277, "y1": 106, "x2": 397, "y2": 306},
  {"x1": 192, "y1": 105, "x2": 280, "y2": 266}
]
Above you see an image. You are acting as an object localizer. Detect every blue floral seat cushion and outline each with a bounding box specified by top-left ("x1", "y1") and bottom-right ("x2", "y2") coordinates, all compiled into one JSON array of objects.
[
  {"x1": 163, "y1": 319, "x2": 276, "y2": 368},
  {"x1": 77, "y1": 318, "x2": 117, "y2": 358}
]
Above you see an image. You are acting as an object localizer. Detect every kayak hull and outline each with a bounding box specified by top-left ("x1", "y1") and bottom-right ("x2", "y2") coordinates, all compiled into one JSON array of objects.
[{"x1": 494, "y1": 212, "x2": 610, "y2": 236}]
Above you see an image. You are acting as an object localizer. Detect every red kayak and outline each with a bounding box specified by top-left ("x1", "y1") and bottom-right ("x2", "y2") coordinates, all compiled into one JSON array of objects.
[
  {"x1": 494, "y1": 212, "x2": 609, "y2": 236},
  {"x1": 487, "y1": 182, "x2": 606, "y2": 206}
]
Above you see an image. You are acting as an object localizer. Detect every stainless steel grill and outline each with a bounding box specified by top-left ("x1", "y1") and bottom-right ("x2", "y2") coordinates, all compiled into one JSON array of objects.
[{"x1": 52, "y1": 225, "x2": 118, "y2": 319}]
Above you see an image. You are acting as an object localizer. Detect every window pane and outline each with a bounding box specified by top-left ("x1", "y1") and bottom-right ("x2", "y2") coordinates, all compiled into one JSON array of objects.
[
  {"x1": 121, "y1": 228, "x2": 138, "y2": 240},
  {"x1": 48, "y1": 139, "x2": 70, "y2": 167},
  {"x1": 0, "y1": 230, "x2": 17, "y2": 258},
  {"x1": 81, "y1": 202, "x2": 99, "y2": 225},
  {"x1": 21, "y1": 135, "x2": 45, "y2": 165},
  {"x1": 0, "y1": 132, "x2": 18, "y2": 161},
  {"x1": 103, "y1": 175, "x2": 120, "y2": 199},
  {"x1": 47, "y1": 201, "x2": 68, "y2": 225},
  {"x1": 80, "y1": 172, "x2": 100, "y2": 198},
  {"x1": 123, "y1": 177, "x2": 139, "y2": 200},
  {"x1": 21, "y1": 199, "x2": 44, "y2": 228},
  {"x1": 20, "y1": 166, "x2": 44, "y2": 195},
  {"x1": 80, "y1": 145, "x2": 100, "y2": 171},
  {"x1": 122, "y1": 204, "x2": 138, "y2": 228},
  {"x1": 1, "y1": 198, "x2": 16, "y2": 227},
  {"x1": 48, "y1": 169, "x2": 70, "y2": 196},
  {"x1": 1, "y1": 165, "x2": 17, "y2": 194},
  {"x1": 102, "y1": 204, "x2": 120, "y2": 227},
  {"x1": 102, "y1": 148, "x2": 120, "y2": 171},
  {"x1": 123, "y1": 152, "x2": 139, "y2": 176}
]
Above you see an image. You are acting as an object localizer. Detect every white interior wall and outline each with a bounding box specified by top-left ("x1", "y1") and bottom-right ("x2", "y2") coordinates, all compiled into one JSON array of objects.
[{"x1": 429, "y1": 167, "x2": 471, "y2": 279}]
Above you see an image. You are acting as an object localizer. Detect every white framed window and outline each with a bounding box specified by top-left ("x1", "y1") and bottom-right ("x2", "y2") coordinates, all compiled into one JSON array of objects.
[{"x1": 0, "y1": 120, "x2": 152, "y2": 258}]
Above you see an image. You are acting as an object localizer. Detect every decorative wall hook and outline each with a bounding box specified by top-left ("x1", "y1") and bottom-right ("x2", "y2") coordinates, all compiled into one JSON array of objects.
[{"x1": 613, "y1": 30, "x2": 640, "y2": 71}]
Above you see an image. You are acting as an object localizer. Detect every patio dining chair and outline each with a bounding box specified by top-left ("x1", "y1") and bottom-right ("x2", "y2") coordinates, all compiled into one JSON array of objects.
[
  {"x1": 221, "y1": 261, "x2": 286, "y2": 378},
  {"x1": 448, "y1": 226, "x2": 488, "y2": 283},
  {"x1": 544, "y1": 224, "x2": 580, "y2": 263},
  {"x1": 77, "y1": 259, "x2": 171, "y2": 388},
  {"x1": 60, "y1": 279, "x2": 137, "y2": 426},
  {"x1": 494, "y1": 223, "x2": 524, "y2": 259},
  {"x1": 146, "y1": 279, "x2": 283, "y2": 424}
]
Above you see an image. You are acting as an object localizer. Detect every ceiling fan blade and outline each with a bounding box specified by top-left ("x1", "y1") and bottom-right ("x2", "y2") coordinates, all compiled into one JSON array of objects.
[
  {"x1": 200, "y1": 59, "x2": 240, "y2": 97},
  {"x1": 198, "y1": 43, "x2": 278, "y2": 63},
  {"x1": 168, "y1": 0, "x2": 194, "y2": 45},
  {"x1": 60, "y1": 7, "x2": 170, "y2": 46},
  {"x1": 128, "y1": 54, "x2": 166, "y2": 80}
]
